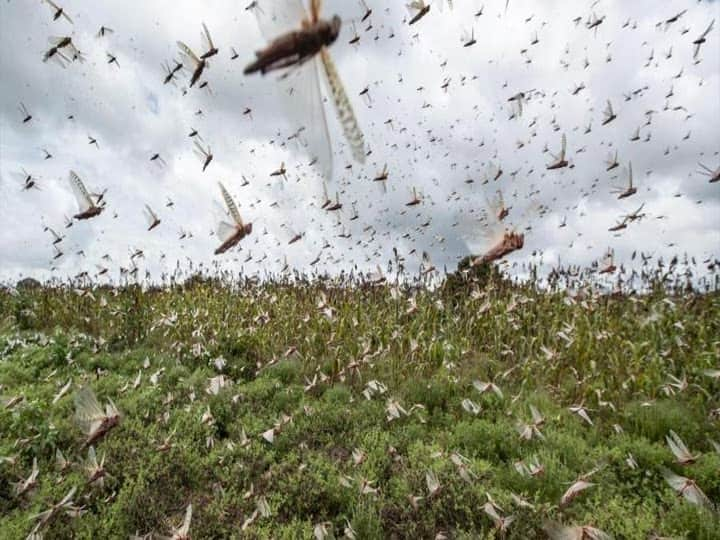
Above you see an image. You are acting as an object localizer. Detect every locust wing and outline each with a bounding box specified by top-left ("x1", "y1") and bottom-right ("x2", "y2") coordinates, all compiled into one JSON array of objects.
[
  {"x1": 287, "y1": 57, "x2": 334, "y2": 180},
  {"x1": 662, "y1": 469, "x2": 712, "y2": 508},
  {"x1": 44, "y1": 0, "x2": 73, "y2": 23},
  {"x1": 458, "y1": 214, "x2": 501, "y2": 257},
  {"x1": 218, "y1": 182, "x2": 243, "y2": 227},
  {"x1": 193, "y1": 140, "x2": 209, "y2": 158},
  {"x1": 544, "y1": 523, "x2": 611, "y2": 540},
  {"x1": 319, "y1": 48, "x2": 366, "y2": 165},
  {"x1": 310, "y1": 0, "x2": 324, "y2": 21},
  {"x1": 105, "y1": 398, "x2": 120, "y2": 419},
  {"x1": 74, "y1": 386, "x2": 106, "y2": 437},
  {"x1": 11, "y1": 168, "x2": 30, "y2": 185},
  {"x1": 252, "y1": 0, "x2": 309, "y2": 38},
  {"x1": 213, "y1": 200, "x2": 238, "y2": 243},
  {"x1": 177, "y1": 41, "x2": 201, "y2": 68},
  {"x1": 69, "y1": 171, "x2": 93, "y2": 212},
  {"x1": 603, "y1": 100, "x2": 614, "y2": 119},
  {"x1": 48, "y1": 36, "x2": 69, "y2": 46},
  {"x1": 144, "y1": 205, "x2": 158, "y2": 227},
  {"x1": 86, "y1": 446, "x2": 99, "y2": 470},
  {"x1": 700, "y1": 19, "x2": 715, "y2": 40},
  {"x1": 179, "y1": 504, "x2": 193, "y2": 537},
  {"x1": 407, "y1": 1, "x2": 427, "y2": 16},
  {"x1": 458, "y1": 191, "x2": 506, "y2": 255},
  {"x1": 55, "y1": 449, "x2": 69, "y2": 471},
  {"x1": 201, "y1": 23, "x2": 214, "y2": 52}
]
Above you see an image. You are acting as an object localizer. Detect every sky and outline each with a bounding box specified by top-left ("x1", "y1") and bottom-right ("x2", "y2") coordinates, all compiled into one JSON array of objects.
[{"x1": 0, "y1": 0, "x2": 718, "y2": 286}]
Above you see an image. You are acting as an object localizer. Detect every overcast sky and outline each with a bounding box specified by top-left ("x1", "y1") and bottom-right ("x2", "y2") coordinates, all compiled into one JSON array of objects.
[{"x1": 0, "y1": 0, "x2": 718, "y2": 285}]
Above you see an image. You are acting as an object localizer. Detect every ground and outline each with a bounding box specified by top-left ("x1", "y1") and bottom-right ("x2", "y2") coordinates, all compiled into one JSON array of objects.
[{"x1": 0, "y1": 276, "x2": 719, "y2": 539}]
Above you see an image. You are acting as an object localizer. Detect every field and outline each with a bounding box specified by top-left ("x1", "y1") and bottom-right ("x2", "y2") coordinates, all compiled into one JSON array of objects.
[{"x1": 1, "y1": 272, "x2": 719, "y2": 539}]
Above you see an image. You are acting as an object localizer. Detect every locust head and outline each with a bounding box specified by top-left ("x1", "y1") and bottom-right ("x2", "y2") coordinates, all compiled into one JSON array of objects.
[{"x1": 325, "y1": 15, "x2": 342, "y2": 45}]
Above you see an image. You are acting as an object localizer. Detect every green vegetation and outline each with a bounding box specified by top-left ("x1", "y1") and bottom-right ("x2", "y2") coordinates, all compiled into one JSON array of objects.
[{"x1": 1, "y1": 274, "x2": 719, "y2": 539}]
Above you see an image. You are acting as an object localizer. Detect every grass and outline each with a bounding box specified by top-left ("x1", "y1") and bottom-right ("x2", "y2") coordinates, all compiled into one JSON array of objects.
[{"x1": 0, "y1": 271, "x2": 719, "y2": 539}]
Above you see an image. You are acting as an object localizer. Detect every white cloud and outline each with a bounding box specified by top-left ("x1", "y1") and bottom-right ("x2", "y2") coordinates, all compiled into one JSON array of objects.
[{"x1": 0, "y1": 0, "x2": 718, "y2": 285}]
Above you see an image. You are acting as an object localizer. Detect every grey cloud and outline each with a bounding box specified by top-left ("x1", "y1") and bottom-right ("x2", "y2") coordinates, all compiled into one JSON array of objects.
[{"x1": 0, "y1": 0, "x2": 718, "y2": 284}]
